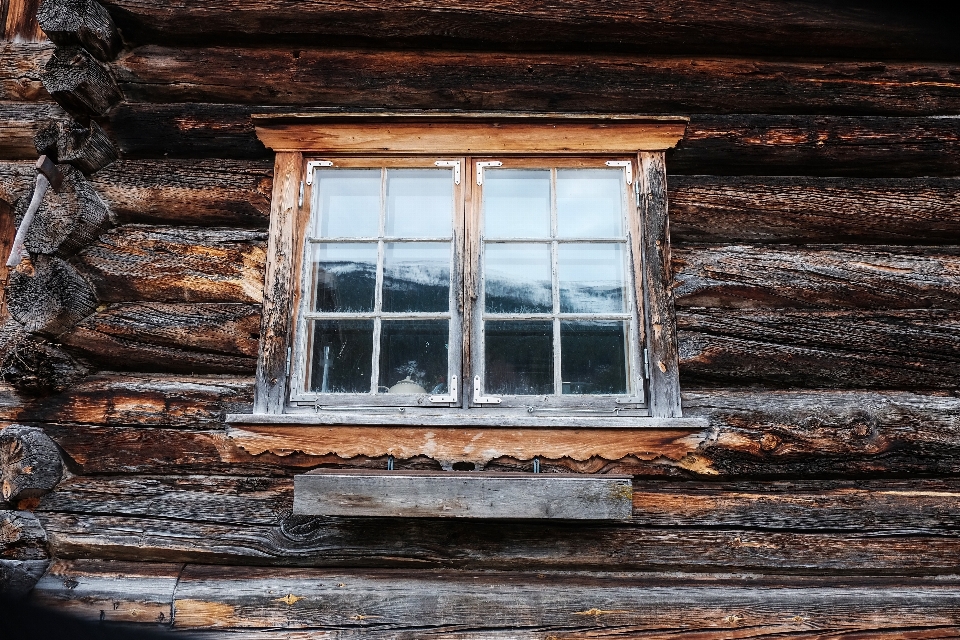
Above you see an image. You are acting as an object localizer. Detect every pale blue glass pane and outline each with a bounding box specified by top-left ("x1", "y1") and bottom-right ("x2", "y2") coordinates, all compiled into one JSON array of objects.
[
  {"x1": 484, "y1": 243, "x2": 552, "y2": 313},
  {"x1": 557, "y1": 169, "x2": 624, "y2": 238},
  {"x1": 313, "y1": 169, "x2": 380, "y2": 238},
  {"x1": 483, "y1": 170, "x2": 550, "y2": 239},
  {"x1": 386, "y1": 169, "x2": 453, "y2": 238},
  {"x1": 378, "y1": 320, "x2": 450, "y2": 394},
  {"x1": 561, "y1": 321, "x2": 628, "y2": 394},
  {"x1": 383, "y1": 242, "x2": 450, "y2": 312},
  {"x1": 309, "y1": 320, "x2": 374, "y2": 393},
  {"x1": 558, "y1": 244, "x2": 627, "y2": 313},
  {"x1": 310, "y1": 243, "x2": 377, "y2": 312}
]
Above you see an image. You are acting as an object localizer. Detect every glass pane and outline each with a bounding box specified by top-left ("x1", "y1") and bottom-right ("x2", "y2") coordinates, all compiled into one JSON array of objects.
[
  {"x1": 483, "y1": 170, "x2": 550, "y2": 239},
  {"x1": 313, "y1": 169, "x2": 380, "y2": 238},
  {"x1": 308, "y1": 320, "x2": 374, "y2": 393},
  {"x1": 484, "y1": 321, "x2": 553, "y2": 395},
  {"x1": 561, "y1": 321, "x2": 628, "y2": 395},
  {"x1": 484, "y1": 243, "x2": 552, "y2": 314},
  {"x1": 378, "y1": 320, "x2": 450, "y2": 394},
  {"x1": 382, "y1": 242, "x2": 450, "y2": 312},
  {"x1": 558, "y1": 244, "x2": 627, "y2": 313},
  {"x1": 310, "y1": 243, "x2": 377, "y2": 312},
  {"x1": 557, "y1": 169, "x2": 624, "y2": 238},
  {"x1": 386, "y1": 169, "x2": 453, "y2": 238}
]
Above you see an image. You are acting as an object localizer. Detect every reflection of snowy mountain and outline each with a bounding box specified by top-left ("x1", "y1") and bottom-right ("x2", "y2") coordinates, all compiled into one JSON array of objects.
[
  {"x1": 560, "y1": 284, "x2": 625, "y2": 313},
  {"x1": 485, "y1": 271, "x2": 624, "y2": 314}
]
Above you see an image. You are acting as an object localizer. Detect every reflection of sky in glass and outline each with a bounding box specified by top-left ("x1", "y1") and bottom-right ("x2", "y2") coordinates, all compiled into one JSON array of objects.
[
  {"x1": 559, "y1": 244, "x2": 627, "y2": 313},
  {"x1": 386, "y1": 169, "x2": 453, "y2": 237},
  {"x1": 313, "y1": 170, "x2": 380, "y2": 238},
  {"x1": 484, "y1": 243, "x2": 552, "y2": 313},
  {"x1": 483, "y1": 170, "x2": 551, "y2": 238},
  {"x1": 383, "y1": 243, "x2": 450, "y2": 312},
  {"x1": 557, "y1": 169, "x2": 624, "y2": 238},
  {"x1": 311, "y1": 243, "x2": 377, "y2": 312}
]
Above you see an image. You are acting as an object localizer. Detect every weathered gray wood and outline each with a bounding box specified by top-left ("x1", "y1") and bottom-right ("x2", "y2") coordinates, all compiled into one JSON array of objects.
[
  {"x1": 0, "y1": 560, "x2": 50, "y2": 599},
  {"x1": 678, "y1": 309, "x2": 960, "y2": 389},
  {"x1": 31, "y1": 559, "x2": 180, "y2": 624},
  {"x1": 669, "y1": 176, "x2": 960, "y2": 245},
  {"x1": 34, "y1": 119, "x2": 118, "y2": 174},
  {"x1": 7, "y1": 255, "x2": 98, "y2": 336},
  {"x1": 673, "y1": 245, "x2": 960, "y2": 310},
  {"x1": 0, "y1": 41, "x2": 52, "y2": 102},
  {"x1": 293, "y1": 470, "x2": 633, "y2": 520},
  {"x1": 638, "y1": 153, "x2": 680, "y2": 417},
  {"x1": 254, "y1": 152, "x2": 300, "y2": 413},
  {"x1": 0, "y1": 102, "x2": 69, "y2": 161},
  {"x1": 0, "y1": 425, "x2": 63, "y2": 502},
  {"x1": 0, "y1": 334, "x2": 90, "y2": 396},
  {"x1": 0, "y1": 510, "x2": 48, "y2": 558},
  {"x1": 0, "y1": 161, "x2": 35, "y2": 204},
  {"x1": 40, "y1": 45, "x2": 122, "y2": 120},
  {"x1": 76, "y1": 226, "x2": 266, "y2": 303},
  {"x1": 37, "y1": 0, "x2": 120, "y2": 62}
]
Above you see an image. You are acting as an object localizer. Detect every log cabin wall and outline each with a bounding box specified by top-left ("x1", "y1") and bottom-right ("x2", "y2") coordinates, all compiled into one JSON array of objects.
[{"x1": 2, "y1": 0, "x2": 960, "y2": 635}]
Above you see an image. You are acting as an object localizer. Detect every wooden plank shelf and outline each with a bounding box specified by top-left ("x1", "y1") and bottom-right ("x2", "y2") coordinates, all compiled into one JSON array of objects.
[{"x1": 293, "y1": 469, "x2": 634, "y2": 520}]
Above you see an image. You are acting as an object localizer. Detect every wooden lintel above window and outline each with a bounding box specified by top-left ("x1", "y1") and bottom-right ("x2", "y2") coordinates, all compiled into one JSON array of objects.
[{"x1": 252, "y1": 112, "x2": 689, "y2": 154}]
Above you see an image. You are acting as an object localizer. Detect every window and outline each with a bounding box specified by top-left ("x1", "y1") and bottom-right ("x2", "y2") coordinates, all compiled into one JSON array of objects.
[{"x1": 241, "y1": 112, "x2": 691, "y2": 426}]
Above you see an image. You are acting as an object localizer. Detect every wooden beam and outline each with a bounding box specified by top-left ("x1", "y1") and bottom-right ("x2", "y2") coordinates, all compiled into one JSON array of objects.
[
  {"x1": 37, "y1": 0, "x2": 120, "y2": 62},
  {"x1": 0, "y1": 102, "x2": 67, "y2": 161},
  {"x1": 0, "y1": 334, "x2": 89, "y2": 396},
  {"x1": 0, "y1": 41, "x2": 51, "y2": 102},
  {"x1": 6, "y1": 255, "x2": 98, "y2": 337},
  {"x1": 40, "y1": 45, "x2": 122, "y2": 120},
  {"x1": 0, "y1": 425, "x2": 63, "y2": 502},
  {"x1": 34, "y1": 119, "x2": 118, "y2": 174}
]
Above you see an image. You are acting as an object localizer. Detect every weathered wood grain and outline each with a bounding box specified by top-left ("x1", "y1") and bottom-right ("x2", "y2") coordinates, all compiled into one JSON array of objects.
[
  {"x1": 669, "y1": 176, "x2": 960, "y2": 244},
  {"x1": 678, "y1": 309, "x2": 960, "y2": 389},
  {"x1": 0, "y1": 41, "x2": 52, "y2": 102},
  {"x1": 0, "y1": 101, "x2": 67, "y2": 160},
  {"x1": 0, "y1": 559, "x2": 49, "y2": 598},
  {"x1": 0, "y1": 334, "x2": 90, "y2": 396},
  {"x1": 673, "y1": 245, "x2": 960, "y2": 309},
  {"x1": 0, "y1": 161, "x2": 33, "y2": 204},
  {"x1": 37, "y1": 0, "x2": 120, "y2": 62},
  {"x1": 95, "y1": 0, "x2": 960, "y2": 61},
  {"x1": 92, "y1": 160, "x2": 272, "y2": 227},
  {"x1": 0, "y1": 509, "x2": 48, "y2": 559},
  {"x1": 34, "y1": 119, "x2": 118, "y2": 174},
  {"x1": 40, "y1": 45, "x2": 122, "y2": 120},
  {"x1": 76, "y1": 226, "x2": 266, "y2": 303},
  {"x1": 7, "y1": 255, "x2": 98, "y2": 336},
  {"x1": 59, "y1": 303, "x2": 260, "y2": 373},
  {"x1": 113, "y1": 46, "x2": 960, "y2": 117},
  {"x1": 0, "y1": 425, "x2": 63, "y2": 501}
]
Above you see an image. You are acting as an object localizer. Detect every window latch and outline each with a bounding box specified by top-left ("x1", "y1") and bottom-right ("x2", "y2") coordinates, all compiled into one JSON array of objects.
[
  {"x1": 429, "y1": 375, "x2": 458, "y2": 404},
  {"x1": 476, "y1": 161, "x2": 502, "y2": 186},
  {"x1": 605, "y1": 160, "x2": 632, "y2": 184},
  {"x1": 434, "y1": 160, "x2": 461, "y2": 185},
  {"x1": 473, "y1": 376, "x2": 501, "y2": 405},
  {"x1": 304, "y1": 160, "x2": 333, "y2": 185}
]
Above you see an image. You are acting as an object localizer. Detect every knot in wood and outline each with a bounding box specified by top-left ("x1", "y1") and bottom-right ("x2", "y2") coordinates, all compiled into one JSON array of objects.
[{"x1": 759, "y1": 433, "x2": 780, "y2": 451}]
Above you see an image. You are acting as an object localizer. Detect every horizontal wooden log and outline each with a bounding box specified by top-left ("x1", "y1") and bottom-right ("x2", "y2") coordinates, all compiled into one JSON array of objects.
[
  {"x1": 0, "y1": 101, "x2": 67, "y2": 160},
  {"x1": 673, "y1": 245, "x2": 960, "y2": 309},
  {"x1": 7, "y1": 255, "x2": 99, "y2": 337},
  {"x1": 678, "y1": 309, "x2": 960, "y2": 389},
  {"x1": 0, "y1": 335, "x2": 90, "y2": 396},
  {"x1": 96, "y1": 0, "x2": 960, "y2": 61},
  {"x1": 59, "y1": 303, "x2": 260, "y2": 373},
  {"x1": 670, "y1": 176, "x2": 960, "y2": 245},
  {"x1": 41, "y1": 45, "x2": 122, "y2": 120},
  {"x1": 113, "y1": 46, "x2": 960, "y2": 117},
  {"x1": 0, "y1": 510, "x2": 48, "y2": 560},
  {"x1": 37, "y1": 0, "x2": 121, "y2": 62},
  {"x1": 76, "y1": 226, "x2": 266, "y2": 303},
  {"x1": 92, "y1": 160, "x2": 272, "y2": 227},
  {"x1": 0, "y1": 41, "x2": 52, "y2": 102},
  {"x1": 34, "y1": 119, "x2": 118, "y2": 174}
]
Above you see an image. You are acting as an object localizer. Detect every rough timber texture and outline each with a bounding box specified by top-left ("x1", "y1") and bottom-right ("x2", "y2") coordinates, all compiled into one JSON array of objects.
[
  {"x1": 0, "y1": 335, "x2": 89, "y2": 395},
  {"x1": 0, "y1": 424, "x2": 63, "y2": 502},
  {"x1": 0, "y1": 41, "x2": 52, "y2": 101},
  {"x1": 40, "y1": 45, "x2": 122, "y2": 120},
  {"x1": 34, "y1": 119, "x2": 118, "y2": 174},
  {"x1": 6, "y1": 255, "x2": 98, "y2": 336},
  {"x1": 36, "y1": 0, "x2": 120, "y2": 62},
  {"x1": 0, "y1": 102, "x2": 67, "y2": 160}
]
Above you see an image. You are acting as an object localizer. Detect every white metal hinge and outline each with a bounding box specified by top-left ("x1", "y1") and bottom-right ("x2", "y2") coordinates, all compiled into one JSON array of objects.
[
  {"x1": 298, "y1": 180, "x2": 304, "y2": 207},
  {"x1": 643, "y1": 348, "x2": 650, "y2": 380},
  {"x1": 434, "y1": 160, "x2": 461, "y2": 184},
  {"x1": 634, "y1": 179, "x2": 641, "y2": 208},
  {"x1": 305, "y1": 160, "x2": 334, "y2": 185},
  {"x1": 605, "y1": 160, "x2": 632, "y2": 185},
  {"x1": 473, "y1": 375, "x2": 501, "y2": 405},
  {"x1": 476, "y1": 161, "x2": 502, "y2": 185},
  {"x1": 429, "y1": 375, "x2": 459, "y2": 404},
  {"x1": 286, "y1": 346, "x2": 292, "y2": 377}
]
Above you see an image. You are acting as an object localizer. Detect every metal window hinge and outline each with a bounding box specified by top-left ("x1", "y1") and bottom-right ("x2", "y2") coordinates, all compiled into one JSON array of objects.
[
  {"x1": 476, "y1": 161, "x2": 502, "y2": 186},
  {"x1": 634, "y1": 179, "x2": 641, "y2": 208},
  {"x1": 605, "y1": 160, "x2": 632, "y2": 185},
  {"x1": 643, "y1": 348, "x2": 651, "y2": 380},
  {"x1": 305, "y1": 160, "x2": 333, "y2": 185},
  {"x1": 286, "y1": 346, "x2": 292, "y2": 377},
  {"x1": 434, "y1": 160, "x2": 461, "y2": 184},
  {"x1": 473, "y1": 375, "x2": 501, "y2": 405},
  {"x1": 298, "y1": 180, "x2": 304, "y2": 207},
  {"x1": 429, "y1": 375, "x2": 459, "y2": 404}
]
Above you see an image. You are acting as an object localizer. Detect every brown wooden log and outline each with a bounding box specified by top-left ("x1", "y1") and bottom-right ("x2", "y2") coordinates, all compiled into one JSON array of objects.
[
  {"x1": 678, "y1": 309, "x2": 960, "y2": 389},
  {"x1": 673, "y1": 245, "x2": 960, "y2": 310},
  {"x1": 0, "y1": 509, "x2": 48, "y2": 558},
  {"x1": 0, "y1": 334, "x2": 90, "y2": 396},
  {"x1": 2, "y1": 0, "x2": 44, "y2": 42},
  {"x1": 92, "y1": 160, "x2": 272, "y2": 227},
  {"x1": 37, "y1": 0, "x2": 120, "y2": 62},
  {"x1": 6, "y1": 255, "x2": 98, "y2": 337},
  {"x1": 0, "y1": 102, "x2": 68, "y2": 160},
  {"x1": 34, "y1": 119, "x2": 118, "y2": 174},
  {"x1": 40, "y1": 45, "x2": 122, "y2": 120},
  {"x1": 669, "y1": 176, "x2": 960, "y2": 245},
  {"x1": 95, "y1": 0, "x2": 960, "y2": 61},
  {"x1": 76, "y1": 226, "x2": 266, "y2": 303},
  {"x1": 0, "y1": 425, "x2": 63, "y2": 502},
  {"x1": 0, "y1": 41, "x2": 52, "y2": 102},
  {"x1": 112, "y1": 46, "x2": 960, "y2": 117}
]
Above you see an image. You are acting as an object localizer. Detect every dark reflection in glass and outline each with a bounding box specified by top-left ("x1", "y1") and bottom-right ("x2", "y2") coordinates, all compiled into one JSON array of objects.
[
  {"x1": 483, "y1": 170, "x2": 551, "y2": 239},
  {"x1": 386, "y1": 169, "x2": 453, "y2": 238},
  {"x1": 484, "y1": 321, "x2": 553, "y2": 395},
  {"x1": 378, "y1": 320, "x2": 449, "y2": 394},
  {"x1": 311, "y1": 243, "x2": 377, "y2": 312},
  {"x1": 382, "y1": 242, "x2": 450, "y2": 312},
  {"x1": 309, "y1": 320, "x2": 374, "y2": 393},
  {"x1": 313, "y1": 170, "x2": 380, "y2": 238},
  {"x1": 558, "y1": 244, "x2": 627, "y2": 313},
  {"x1": 561, "y1": 321, "x2": 628, "y2": 395},
  {"x1": 557, "y1": 169, "x2": 624, "y2": 238},
  {"x1": 484, "y1": 243, "x2": 552, "y2": 313}
]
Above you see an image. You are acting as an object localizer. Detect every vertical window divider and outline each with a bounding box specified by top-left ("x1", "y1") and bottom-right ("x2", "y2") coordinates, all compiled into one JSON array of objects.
[
  {"x1": 550, "y1": 167, "x2": 562, "y2": 396},
  {"x1": 370, "y1": 167, "x2": 387, "y2": 394}
]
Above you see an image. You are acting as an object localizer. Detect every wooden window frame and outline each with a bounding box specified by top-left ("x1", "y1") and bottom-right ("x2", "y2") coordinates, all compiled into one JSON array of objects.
[{"x1": 232, "y1": 112, "x2": 695, "y2": 429}]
